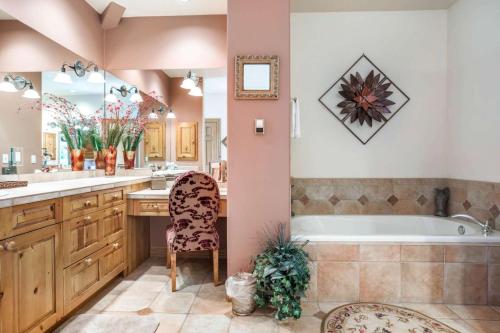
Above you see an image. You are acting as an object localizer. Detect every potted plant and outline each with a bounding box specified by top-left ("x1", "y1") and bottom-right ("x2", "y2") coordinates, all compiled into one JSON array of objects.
[
  {"x1": 253, "y1": 224, "x2": 310, "y2": 321},
  {"x1": 89, "y1": 128, "x2": 105, "y2": 169},
  {"x1": 122, "y1": 128, "x2": 143, "y2": 169},
  {"x1": 60, "y1": 124, "x2": 86, "y2": 171}
]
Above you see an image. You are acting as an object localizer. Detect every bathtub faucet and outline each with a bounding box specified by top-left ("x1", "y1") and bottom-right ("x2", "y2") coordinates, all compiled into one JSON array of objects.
[{"x1": 450, "y1": 214, "x2": 493, "y2": 236}]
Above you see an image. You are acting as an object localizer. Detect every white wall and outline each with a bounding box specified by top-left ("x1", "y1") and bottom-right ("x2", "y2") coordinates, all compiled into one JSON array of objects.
[
  {"x1": 291, "y1": 11, "x2": 448, "y2": 178},
  {"x1": 203, "y1": 76, "x2": 228, "y2": 161},
  {"x1": 447, "y1": 0, "x2": 500, "y2": 182}
]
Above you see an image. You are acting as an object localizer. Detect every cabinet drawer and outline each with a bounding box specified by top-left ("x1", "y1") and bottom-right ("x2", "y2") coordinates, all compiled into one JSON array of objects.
[
  {"x1": 63, "y1": 251, "x2": 101, "y2": 315},
  {"x1": 102, "y1": 204, "x2": 125, "y2": 244},
  {"x1": 63, "y1": 193, "x2": 100, "y2": 220},
  {"x1": 100, "y1": 238, "x2": 124, "y2": 284},
  {"x1": 0, "y1": 199, "x2": 61, "y2": 240},
  {"x1": 62, "y1": 211, "x2": 103, "y2": 267},
  {"x1": 133, "y1": 200, "x2": 169, "y2": 216},
  {"x1": 101, "y1": 188, "x2": 124, "y2": 208}
]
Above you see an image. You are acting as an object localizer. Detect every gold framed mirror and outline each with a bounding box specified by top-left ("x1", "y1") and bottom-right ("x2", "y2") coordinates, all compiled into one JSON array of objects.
[{"x1": 234, "y1": 55, "x2": 279, "y2": 100}]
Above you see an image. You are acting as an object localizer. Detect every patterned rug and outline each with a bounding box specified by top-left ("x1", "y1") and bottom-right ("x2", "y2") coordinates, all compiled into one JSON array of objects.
[{"x1": 322, "y1": 303, "x2": 459, "y2": 333}]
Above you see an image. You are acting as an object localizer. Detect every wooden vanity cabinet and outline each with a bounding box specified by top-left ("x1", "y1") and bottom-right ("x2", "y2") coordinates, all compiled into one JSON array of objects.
[{"x1": 0, "y1": 224, "x2": 62, "y2": 333}]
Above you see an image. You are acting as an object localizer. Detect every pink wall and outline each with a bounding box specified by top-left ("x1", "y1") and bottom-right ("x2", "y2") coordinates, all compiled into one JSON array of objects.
[
  {"x1": 104, "y1": 15, "x2": 227, "y2": 70},
  {"x1": 110, "y1": 69, "x2": 171, "y2": 105},
  {"x1": 0, "y1": 0, "x2": 103, "y2": 65},
  {"x1": 0, "y1": 20, "x2": 82, "y2": 72},
  {"x1": 227, "y1": 0, "x2": 291, "y2": 274}
]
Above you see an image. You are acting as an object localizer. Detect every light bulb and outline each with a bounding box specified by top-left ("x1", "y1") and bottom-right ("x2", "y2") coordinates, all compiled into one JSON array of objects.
[
  {"x1": 105, "y1": 93, "x2": 118, "y2": 103},
  {"x1": 188, "y1": 86, "x2": 203, "y2": 97},
  {"x1": 148, "y1": 111, "x2": 159, "y2": 120},
  {"x1": 87, "y1": 70, "x2": 105, "y2": 84},
  {"x1": 180, "y1": 77, "x2": 196, "y2": 90},
  {"x1": 130, "y1": 93, "x2": 143, "y2": 103},
  {"x1": 166, "y1": 110, "x2": 176, "y2": 119},
  {"x1": 54, "y1": 71, "x2": 72, "y2": 84},
  {"x1": 22, "y1": 88, "x2": 40, "y2": 99},
  {"x1": 0, "y1": 79, "x2": 16, "y2": 92}
]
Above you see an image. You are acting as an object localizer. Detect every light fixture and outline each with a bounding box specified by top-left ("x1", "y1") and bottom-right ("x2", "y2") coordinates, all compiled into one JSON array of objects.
[
  {"x1": 148, "y1": 109, "x2": 159, "y2": 120},
  {"x1": 54, "y1": 60, "x2": 105, "y2": 84},
  {"x1": 0, "y1": 74, "x2": 40, "y2": 98},
  {"x1": 166, "y1": 108, "x2": 176, "y2": 119},
  {"x1": 180, "y1": 70, "x2": 197, "y2": 90},
  {"x1": 105, "y1": 85, "x2": 143, "y2": 104},
  {"x1": 188, "y1": 80, "x2": 203, "y2": 97}
]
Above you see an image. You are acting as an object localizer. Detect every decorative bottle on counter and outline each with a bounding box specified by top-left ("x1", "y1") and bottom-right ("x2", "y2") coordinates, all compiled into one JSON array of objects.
[{"x1": 104, "y1": 146, "x2": 117, "y2": 176}]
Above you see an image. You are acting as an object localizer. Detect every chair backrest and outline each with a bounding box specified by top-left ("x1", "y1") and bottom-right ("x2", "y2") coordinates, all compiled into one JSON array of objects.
[{"x1": 169, "y1": 171, "x2": 220, "y2": 244}]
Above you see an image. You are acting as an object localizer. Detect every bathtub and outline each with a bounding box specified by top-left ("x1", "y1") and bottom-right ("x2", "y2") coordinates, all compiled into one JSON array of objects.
[
  {"x1": 293, "y1": 215, "x2": 500, "y2": 305},
  {"x1": 291, "y1": 215, "x2": 500, "y2": 243}
]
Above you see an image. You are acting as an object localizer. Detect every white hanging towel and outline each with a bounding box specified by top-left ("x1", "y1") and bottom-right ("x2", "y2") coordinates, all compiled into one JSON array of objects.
[{"x1": 291, "y1": 97, "x2": 302, "y2": 138}]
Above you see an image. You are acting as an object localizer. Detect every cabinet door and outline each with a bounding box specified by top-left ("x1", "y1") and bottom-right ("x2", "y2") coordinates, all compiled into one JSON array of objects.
[
  {"x1": 63, "y1": 251, "x2": 101, "y2": 315},
  {"x1": 0, "y1": 245, "x2": 14, "y2": 333},
  {"x1": 62, "y1": 211, "x2": 102, "y2": 267},
  {"x1": 100, "y1": 239, "x2": 124, "y2": 284},
  {"x1": 144, "y1": 122, "x2": 165, "y2": 160},
  {"x1": 176, "y1": 122, "x2": 198, "y2": 161},
  {"x1": 5, "y1": 224, "x2": 62, "y2": 333},
  {"x1": 101, "y1": 205, "x2": 125, "y2": 244}
]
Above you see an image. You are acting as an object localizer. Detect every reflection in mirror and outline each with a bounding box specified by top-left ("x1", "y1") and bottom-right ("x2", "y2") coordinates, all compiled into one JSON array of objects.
[{"x1": 243, "y1": 64, "x2": 271, "y2": 91}]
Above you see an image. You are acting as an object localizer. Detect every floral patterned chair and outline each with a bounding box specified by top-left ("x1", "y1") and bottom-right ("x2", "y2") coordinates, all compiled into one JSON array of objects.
[{"x1": 166, "y1": 171, "x2": 220, "y2": 291}]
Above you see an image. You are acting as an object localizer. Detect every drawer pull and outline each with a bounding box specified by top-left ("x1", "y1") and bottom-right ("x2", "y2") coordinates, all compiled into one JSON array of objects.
[
  {"x1": 84, "y1": 200, "x2": 92, "y2": 207},
  {"x1": 84, "y1": 216, "x2": 92, "y2": 222},
  {"x1": 4, "y1": 241, "x2": 17, "y2": 251},
  {"x1": 112, "y1": 194, "x2": 119, "y2": 200},
  {"x1": 153, "y1": 204, "x2": 159, "y2": 209},
  {"x1": 112, "y1": 243, "x2": 120, "y2": 249},
  {"x1": 84, "y1": 258, "x2": 93, "y2": 265},
  {"x1": 113, "y1": 208, "x2": 120, "y2": 215}
]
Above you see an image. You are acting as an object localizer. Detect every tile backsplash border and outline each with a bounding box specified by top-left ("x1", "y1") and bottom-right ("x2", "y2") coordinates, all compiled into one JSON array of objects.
[{"x1": 291, "y1": 178, "x2": 500, "y2": 228}]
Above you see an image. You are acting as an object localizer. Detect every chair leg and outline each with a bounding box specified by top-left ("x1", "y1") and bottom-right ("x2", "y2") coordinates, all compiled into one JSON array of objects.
[
  {"x1": 166, "y1": 247, "x2": 171, "y2": 268},
  {"x1": 212, "y1": 249, "x2": 219, "y2": 286},
  {"x1": 170, "y1": 252, "x2": 177, "y2": 292}
]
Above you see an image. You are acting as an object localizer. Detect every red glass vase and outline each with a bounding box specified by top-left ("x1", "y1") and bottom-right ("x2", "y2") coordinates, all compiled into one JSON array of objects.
[
  {"x1": 95, "y1": 149, "x2": 106, "y2": 170},
  {"x1": 70, "y1": 149, "x2": 84, "y2": 171},
  {"x1": 104, "y1": 146, "x2": 117, "y2": 176},
  {"x1": 123, "y1": 151, "x2": 136, "y2": 169}
]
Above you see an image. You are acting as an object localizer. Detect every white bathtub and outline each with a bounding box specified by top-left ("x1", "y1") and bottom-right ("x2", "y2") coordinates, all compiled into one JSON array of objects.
[{"x1": 291, "y1": 215, "x2": 500, "y2": 243}]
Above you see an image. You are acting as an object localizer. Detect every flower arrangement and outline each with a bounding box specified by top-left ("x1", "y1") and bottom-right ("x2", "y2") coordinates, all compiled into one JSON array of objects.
[{"x1": 253, "y1": 224, "x2": 310, "y2": 321}]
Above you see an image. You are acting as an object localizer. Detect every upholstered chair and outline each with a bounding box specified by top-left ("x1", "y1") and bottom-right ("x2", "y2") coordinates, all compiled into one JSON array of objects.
[{"x1": 166, "y1": 171, "x2": 220, "y2": 292}]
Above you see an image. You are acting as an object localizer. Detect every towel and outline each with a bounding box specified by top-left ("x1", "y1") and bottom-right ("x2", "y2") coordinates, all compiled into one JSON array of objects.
[{"x1": 291, "y1": 98, "x2": 302, "y2": 138}]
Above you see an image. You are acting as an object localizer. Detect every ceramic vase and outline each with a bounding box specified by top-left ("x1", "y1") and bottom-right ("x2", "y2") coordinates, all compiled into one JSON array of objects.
[
  {"x1": 95, "y1": 149, "x2": 106, "y2": 170},
  {"x1": 70, "y1": 149, "x2": 84, "y2": 171},
  {"x1": 123, "y1": 151, "x2": 136, "y2": 169},
  {"x1": 104, "y1": 146, "x2": 117, "y2": 176}
]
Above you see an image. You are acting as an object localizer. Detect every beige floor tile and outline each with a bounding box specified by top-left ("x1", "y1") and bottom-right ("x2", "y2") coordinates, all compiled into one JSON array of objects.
[
  {"x1": 150, "y1": 292, "x2": 196, "y2": 314},
  {"x1": 447, "y1": 305, "x2": 500, "y2": 320},
  {"x1": 154, "y1": 314, "x2": 187, "y2": 333},
  {"x1": 104, "y1": 290, "x2": 159, "y2": 312},
  {"x1": 464, "y1": 320, "x2": 500, "y2": 333},
  {"x1": 439, "y1": 319, "x2": 476, "y2": 333},
  {"x1": 180, "y1": 314, "x2": 232, "y2": 333},
  {"x1": 190, "y1": 292, "x2": 232, "y2": 314},
  {"x1": 398, "y1": 303, "x2": 459, "y2": 319},
  {"x1": 229, "y1": 316, "x2": 278, "y2": 333},
  {"x1": 253, "y1": 306, "x2": 276, "y2": 317},
  {"x1": 198, "y1": 281, "x2": 228, "y2": 296},
  {"x1": 277, "y1": 316, "x2": 322, "y2": 333}
]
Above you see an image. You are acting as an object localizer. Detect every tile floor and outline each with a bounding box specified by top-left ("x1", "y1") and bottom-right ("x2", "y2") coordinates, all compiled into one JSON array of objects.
[{"x1": 75, "y1": 257, "x2": 500, "y2": 333}]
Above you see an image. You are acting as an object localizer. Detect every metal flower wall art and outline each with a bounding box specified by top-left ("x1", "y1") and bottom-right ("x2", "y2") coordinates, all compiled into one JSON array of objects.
[{"x1": 319, "y1": 54, "x2": 410, "y2": 144}]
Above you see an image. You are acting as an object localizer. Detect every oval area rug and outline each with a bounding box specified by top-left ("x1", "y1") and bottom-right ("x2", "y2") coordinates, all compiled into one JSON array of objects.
[{"x1": 322, "y1": 303, "x2": 459, "y2": 333}]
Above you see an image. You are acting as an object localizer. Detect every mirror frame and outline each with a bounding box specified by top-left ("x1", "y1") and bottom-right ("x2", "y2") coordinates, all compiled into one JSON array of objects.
[{"x1": 234, "y1": 55, "x2": 279, "y2": 100}]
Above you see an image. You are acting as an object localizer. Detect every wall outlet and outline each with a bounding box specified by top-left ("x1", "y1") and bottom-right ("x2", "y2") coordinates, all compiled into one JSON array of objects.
[
  {"x1": 2, "y1": 154, "x2": 8, "y2": 164},
  {"x1": 31, "y1": 154, "x2": 37, "y2": 164}
]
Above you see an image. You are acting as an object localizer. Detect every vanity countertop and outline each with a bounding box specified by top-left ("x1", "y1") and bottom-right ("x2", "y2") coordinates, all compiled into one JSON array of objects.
[
  {"x1": 127, "y1": 187, "x2": 228, "y2": 200},
  {"x1": 0, "y1": 176, "x2": 151, "y2": 208}
]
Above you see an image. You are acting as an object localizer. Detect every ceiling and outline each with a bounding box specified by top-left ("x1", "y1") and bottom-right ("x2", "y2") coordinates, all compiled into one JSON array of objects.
[
  {"x1": 85, "y1": 0, "x2": 226, "y2": 17},
  {"x1": 291, "y1": 0, "x2": 458, "y2": 12}
]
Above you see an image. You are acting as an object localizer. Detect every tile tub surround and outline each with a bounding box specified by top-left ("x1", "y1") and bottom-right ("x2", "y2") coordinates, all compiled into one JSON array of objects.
[
  {"x1": 291, "y1": 178, "x2": 500, "y2": 227},
  {"x1": 305, "y1": 243, "x2": 500, "y2": 306}
]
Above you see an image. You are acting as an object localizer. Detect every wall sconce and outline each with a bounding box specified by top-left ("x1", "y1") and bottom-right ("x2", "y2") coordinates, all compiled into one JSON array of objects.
[
  {"x1": 0, "y1": 74, "x2": 40, "y2": 99},
  {"x1": 54, "y1": 60, "x2": 105, "y2": 84},
  {"x1": 181, "y1": 70, "x2": 203, "y2": 97},
  {"x1": 188, "y1": 80, "x2": 203, "y2": 97},
  {"x1": 148, "y1": 106, "x2": 176, "y2": 120},
  {"x1": 105, "y1": 85, "x2": 143, "y2": 104}
]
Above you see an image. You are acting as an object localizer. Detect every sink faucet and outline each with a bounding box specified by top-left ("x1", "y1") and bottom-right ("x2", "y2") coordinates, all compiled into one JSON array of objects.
[{"x1": 451, "y1": 214, "x2": 493, "y2": 235}]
